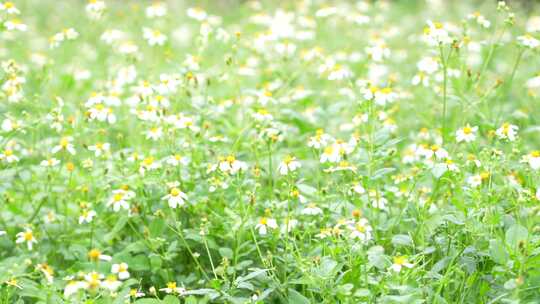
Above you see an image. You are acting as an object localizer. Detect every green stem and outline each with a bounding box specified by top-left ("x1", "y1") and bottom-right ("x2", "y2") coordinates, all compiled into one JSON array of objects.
[
  {"x1": 438, "y1": 44, "x2": 453, "y2": 143},
  {"x1": 507, "y1": 48, "x2": 525, "y2": 91},
  {"x1": 168, "y1": 223, "x2": 211, "y2": 281},
  {"x1": 203, "y1": 236, "x2": 218, "y2": 280}
]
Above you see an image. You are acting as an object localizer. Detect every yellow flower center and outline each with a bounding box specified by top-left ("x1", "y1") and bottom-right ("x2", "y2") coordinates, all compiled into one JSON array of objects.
[
  {"x1": 323, "y1": 146, "x2": 334, "y2": 155},
  {"x1": 283, "y1": 155, "x2": 293, "y2": 164},
  {"x1": 40, "y1": 263, "x2": 53, "y2": 275},
  {"x1": 87, "y1": 275, "x2": 100, "y2": 289},
  {"x1": 170, "y1": 188, "x2": 180, "y2": 196},
  {"x1": 88, "y1": 249, "x2": 101, "y2": 260},
  {"x1": 380, "y1": 87, "x2": 392, "y2": 94},
  {"x1": 60, "y1": 138, "x2": 69, "y2": 148},
  {"x1": 339, "y1": 161, "x2": 349, "y2": 167},
  {"x1": 393, "y1": 256, "x2": 407, "y2": 265},
  {"x1": 24, "y1": 231, "x2": 33, "y2": 241},
  {"x1": 143, "y1": 157, "x2": 154, "y2": 166},
  {"x1": 113, "y1": 193, "x2": 124, "y2": 202}
]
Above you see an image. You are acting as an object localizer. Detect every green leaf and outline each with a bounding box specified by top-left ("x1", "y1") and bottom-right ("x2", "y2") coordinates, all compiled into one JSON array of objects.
[
  {"x1": 134, "y1": 299, "x2": 162, "y2": 304},
  {"x1": 432, "y1": 163, "x2": 447, "y2": 178},
  {"x1": 489, "y1": 239, "x2": 508, "y2": 264},
  {"x1": 367, "y1": 246, "x2": 389, "y2": 270},
  {"x1": 314, "y1": 257, "x2": 338, "y2": 277},
  {"x1": 391, "y1": 234, "x2": 413, "y2": 247},
  {"x1": 380, "y1": 294, "x2": 421, "y2": 303},
  {"x1": 149, "y1": 218, "x2": 166, "y2": 236},
  {"x1": 219, "y1": 247, "x2": 233, "y2": 259},
  {"x1": 123, "y1": 241, "x2": 147, "y2": 254},
  {"x1": 354, "y1": 288, "x2": 371, "y2": 297},
  {"x1": 128, "y1": 254, "x2": 151, "y2": 271},
  {"x1": 184, "y1": 289, "x2": 220, "y2": 300},
  {"x1": 237, "y1": 281, "x2": 254, "y2": 290},
  {"x1": 236, "y1": 268, "x2": 268, "y2": 283},
  {"x1": 337, "y1": 283, "x2": 354, "y2": 296},
  {"x1": 297, "y1": 184, "x2": 317, "y2": 196},
  {"x1": 163, "y1": 295, "x2": 180, "y2": 304},
  {"x1": 288, "y1": 289, "x2": 310, "y2": 304},
  {"x1": 372, "y1": 167, "x2": 396, "y2": 180},
  {"x1": 17, "y1": 278, "x2": 44, "y2": 300},
  {"x1": 184, "y1": 297, "x2": 198, "y2": 304},
  {"x1": 505, "y1": 224, "x2": 528, "y2": 249},
  {"x1": 149, "y1": 254, "x2": 163, "y2": 269},
  {"x1": 442, "y1": 214, "x2": 465, "y2": 225},
  {"x1": 104, "y1": 216, "x2": 128, "y2": 242}
]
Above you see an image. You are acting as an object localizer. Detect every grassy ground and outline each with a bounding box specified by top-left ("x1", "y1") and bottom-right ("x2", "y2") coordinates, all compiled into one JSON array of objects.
[{"x1": 1, "y1": 0, "x2": 540, "y2": 303}]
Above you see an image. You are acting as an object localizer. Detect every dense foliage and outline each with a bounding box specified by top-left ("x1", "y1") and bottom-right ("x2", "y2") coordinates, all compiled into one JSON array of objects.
[{"x1": 1, "y1": 0, "x2": 540, "y2": 303}]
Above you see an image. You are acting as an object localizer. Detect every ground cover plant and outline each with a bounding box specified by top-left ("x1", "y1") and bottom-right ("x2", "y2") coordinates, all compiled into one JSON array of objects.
[{"x1": 1, "y1": 0, "x2": 540, "y2": 303}]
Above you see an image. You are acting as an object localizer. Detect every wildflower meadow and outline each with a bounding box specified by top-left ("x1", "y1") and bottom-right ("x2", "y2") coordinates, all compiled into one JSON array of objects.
[{"x1": 1, "y1": 0, "x2": 540, "y2": 303}]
